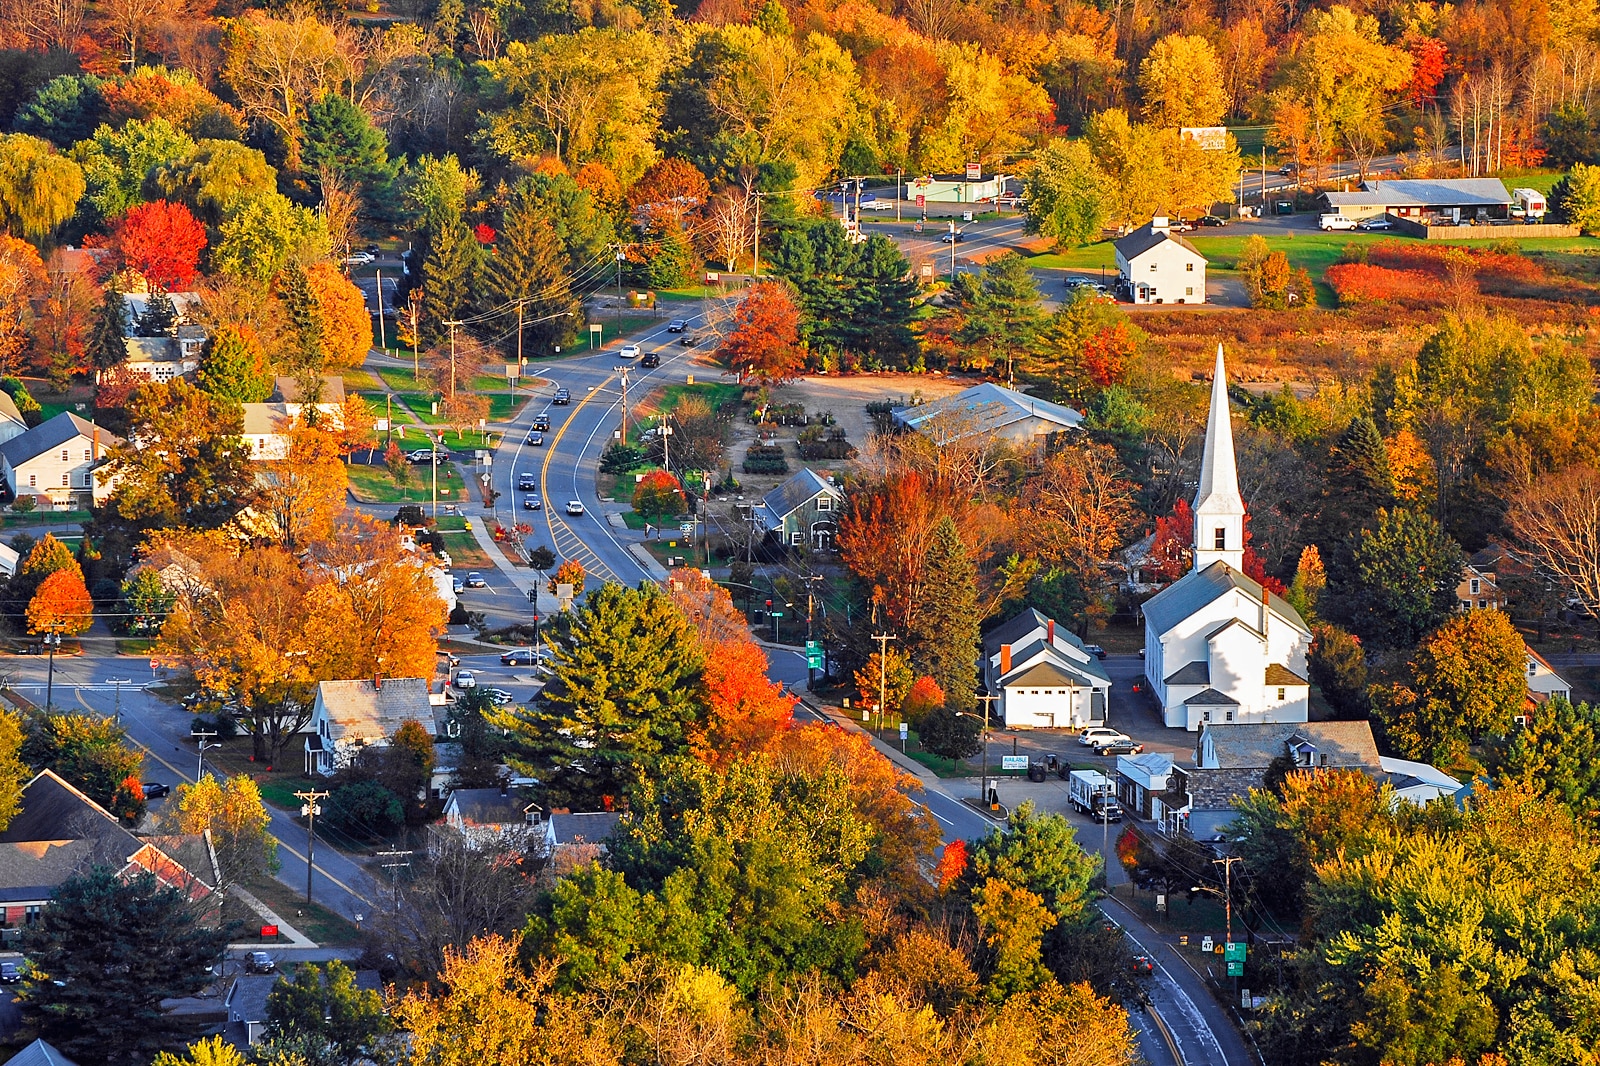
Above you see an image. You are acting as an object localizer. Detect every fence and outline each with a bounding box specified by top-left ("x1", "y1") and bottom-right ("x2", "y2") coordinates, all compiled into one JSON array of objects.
[{"x1": 1390, "y1": 216, "x2": 1582, "y2": 240}]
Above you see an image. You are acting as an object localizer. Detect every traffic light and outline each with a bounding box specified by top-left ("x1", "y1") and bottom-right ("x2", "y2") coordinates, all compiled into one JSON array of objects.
[{"x1": 765, "y1": 599, "x2": 773, "y2": 608}]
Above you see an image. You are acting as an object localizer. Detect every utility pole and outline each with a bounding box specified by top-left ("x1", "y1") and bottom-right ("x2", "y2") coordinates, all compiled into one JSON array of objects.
[
  {"x1": 751, "y1": 196, "x2": 761, "y2": 277},
  {"x1": 444, "y1": 320, "x2": 462, "y2": 401},
  {"x1": 804, "y1": 575, "x2": 822, "y2": 688},
  {"x1": 376, "y1": 848, "x2": 413, "y2": 910},
  {"x1": 516, "y1": 299, "x2": 524, "y2": 370},
  {"x1": 430, "y1": 439, "x2": 439, "y2": 519},
  {"x1": 614, "y1": 364, "x2": 631, "y2": 445},
  {"x1": 295, "y1": 789, "x2": 331, "y2": 905},
  {"x1": 896, "y1": 167, "x2": 902, "y2": 222},
  {"x1": 949, "y1": 220, "x2": 957, "y2": 281},
  {"x1": 1214, "y1": 856, "x2": 1242, "y2": 949},
  {"x1": 106, "y1": 677, "x2": 131, "y2": 724},
  {"x1": 376, "y1": 269, "x2": 387, "y2": 354},
  {"x1": 42, "y1": 629, "x2": 61, "y2": 708},
  {"x1": 872, "y1": 632, "x2": 896, "y2": 739},
  {"x1": 192, "y1": 730, "x2": 218, "y2": 782},
  {"x1": 614, "y1": 246, "x2": 625, "y2": 319},
  {"x1": 975, "y1": 692, "x2": 999, "y2": 808}
]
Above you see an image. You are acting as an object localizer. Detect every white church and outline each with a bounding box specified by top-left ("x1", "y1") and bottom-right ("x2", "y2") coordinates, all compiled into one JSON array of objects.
[{"x1": 1141, "y1": 347, "x2": 1312, "y2": 731}]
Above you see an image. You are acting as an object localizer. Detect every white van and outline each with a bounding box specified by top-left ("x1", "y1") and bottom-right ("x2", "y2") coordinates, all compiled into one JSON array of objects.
[{"x1": 1319, "y1": 214, "x2": 1357, "y2": 231}]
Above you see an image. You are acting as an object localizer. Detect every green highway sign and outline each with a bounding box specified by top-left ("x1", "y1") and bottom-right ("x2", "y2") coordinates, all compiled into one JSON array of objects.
[
  {"x1": 770, "y1": 611, "x2": 784, "y2": 618},
  {"x1": 807, "y1": 651, "x2": 823, "y2": 668},
  {"x1": 1227, "y1": 960, "x2": 1244, "y2": 977},
  {"x1": 1224, "y1": 942, "x2": 1246, "y2": 962}
]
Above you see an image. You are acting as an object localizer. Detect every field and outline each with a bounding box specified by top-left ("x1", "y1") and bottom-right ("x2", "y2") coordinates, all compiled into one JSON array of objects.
[{"x1": 345, "y1": 460, "x2": 462, "y2": 504}]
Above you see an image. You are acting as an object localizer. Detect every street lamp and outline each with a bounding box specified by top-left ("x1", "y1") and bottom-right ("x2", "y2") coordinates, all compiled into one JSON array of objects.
[
  {"x1": 196, "y1": 740, "x2": 221, "y2": 782},
  {"x1": 42, "y1": 631, "x2": 61, "y2": 709}
]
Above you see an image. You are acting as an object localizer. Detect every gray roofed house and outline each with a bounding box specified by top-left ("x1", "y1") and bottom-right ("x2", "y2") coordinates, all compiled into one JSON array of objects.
[
  {"x1": 1321, "y1": 177, "x2": 1513, "y2": 222},
  {"x1": 983, "y1": 608, "x2": 1111, "y2": 729},
  {"x1": 754, "y1": 468, "x2": 843, "y2": 551},
  {"x1": 124, "y1": 336, "x2": 198, "y2": 383},
  {"x1": 1113, "y1": 217, "x2": 1207, "y2": 304},
  {"x1": 545, "y1": 811, "x2": 623, "y2": 854},
  {"x1": 442, "y1": 786, "x2": 543, "y2": 848},
  {"x1": 0, "y1": 389, "x2": 26, "y2": 445},
  {"x1": 272, "y1": 375, "x2": 347, "y2": 406},
  {"x1": 0, "y1": 412, "x2": 121, "y2": 509},
  {"x1": 1195, "y1": 720, "x2": 1382, "y2": 771},
  {"x1": 305, "y1": 677, "x2": 436, "y2": 775},
  {"x1": 8, "y1": 1039, "x2": 81, "y2": 1066},
  {"x1": 225, "y1": 968, "x2": 382, "y2": 1048},
  {"x1": 1141, "y1": 562, "x2": 1307, "y2": 641},
  {"x1": 893, "y1": 382, "x2": 1082, "y2": 448}
]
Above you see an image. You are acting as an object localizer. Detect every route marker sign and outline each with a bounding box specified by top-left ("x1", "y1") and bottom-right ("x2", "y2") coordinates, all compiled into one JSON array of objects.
[
  {"x1": 805, "y1": 640, "x2": 823, "y2": 668},
  {"x1": 1224, "y1": 942, "x2": 1246, "y2": 962}
]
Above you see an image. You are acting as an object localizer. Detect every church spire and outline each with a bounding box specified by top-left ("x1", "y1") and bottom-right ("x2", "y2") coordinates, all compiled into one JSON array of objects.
[{"x1": 1193, "y1": 344, "x2": 1245, "y2": 572}]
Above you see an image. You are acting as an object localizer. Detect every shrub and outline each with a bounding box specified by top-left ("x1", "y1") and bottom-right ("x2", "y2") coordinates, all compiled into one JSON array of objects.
[
  {"x1": 742, "y1": 443, "x2": 788, "y2": 474},
  {"x1": 1325, "y1": 263, "x2": 1434, "y2": 305},
  {"x1": 600, "y1": 441, "x2": 647, "y2": 474}
]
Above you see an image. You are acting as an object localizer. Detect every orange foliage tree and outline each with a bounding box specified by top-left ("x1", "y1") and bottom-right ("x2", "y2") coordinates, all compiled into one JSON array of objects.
[
  {"x1": 720, "y1": 281, "x2": 804, "y2": 385},
  {"x1": 1080, "y1": 321, "x2": 1135, "y2": 387},
  {"x1": 903, "y1": 675, "x2": 945, "y2": 724},
  {"x1": 305, "y1": 261, "x2": 372, "y2": 370},
  {"x1": 0, "y1": 234, "x2": 45, "y2": 375},
  {"x1": 627, "y1": 157, "x2": 711, "y2": 231},
  {"x1": 837, "y1": 470, "x2": 962, "y2": 633},
  {"x1": 27, "y1": 568, "x2": 94, "y2": 636},
  {"x1": 113, "y1": 200, "x2": 207, "y2": 291},
  {"x1": 548, "y1": 558, "x2": 586, "y2": 595},
  {"x1": 936, "y1": 838, "x2": 968, "y2": 890}
]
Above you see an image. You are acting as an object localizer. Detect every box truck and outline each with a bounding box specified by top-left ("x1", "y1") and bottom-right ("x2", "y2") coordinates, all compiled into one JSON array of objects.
[{"x1": 1068, "y1": 769, "x2": 1122, "y2": 822}]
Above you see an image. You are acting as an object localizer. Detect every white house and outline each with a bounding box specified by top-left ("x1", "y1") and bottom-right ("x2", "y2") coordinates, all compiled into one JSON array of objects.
[
  {"x1": 305, "y1": 677, "x2": 436, "y2": 775},
  {"x1": 755, "y1": 468, "x2": 844, "y2": 551},
  {"x1": 893, "y1": 382, "x2": 1082, "y2": 449},
  {"x1": 1142, "y1": 347, "x2": 1312, "y2": 730},
  {"x1": 1113, "y1": 218, "x2": 1207, "y2": 305},
  {"x1": 1525, "y1": 644, "x2": 1571, "y2": 707},
  {"x1": 543, "y1": 811, "x2": 623, "y2": 856},
  {"x1": 123, "y1": 332, "x2": 205, "y2": 383},
  {"x1": 441, "y1": 786, "x2": 543, "y2": 849},
  {"x1": 241, "y1": 378, "x2": 347, "y2": 461},
  {"x1": 983, "y1": 608, "x2": 1111, "y2": 729},
  {"x1": 0, "y1": 391, "x2": 28, "y2": 445},
  {"x1": 0, "y1": 413, "x2": 121, "y2": 510},
  {"x1": 1379, "y1": 756, "x2": 1464, "y2": 806}
]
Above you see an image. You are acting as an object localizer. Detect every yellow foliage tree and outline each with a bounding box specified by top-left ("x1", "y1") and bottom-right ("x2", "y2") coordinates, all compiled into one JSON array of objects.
[
  {"x1": 166, "y1": 773, "x2": 277, "y2": 890},
  {"x1": 305, "y1": 260, "x2": 373, "y2": 370}
]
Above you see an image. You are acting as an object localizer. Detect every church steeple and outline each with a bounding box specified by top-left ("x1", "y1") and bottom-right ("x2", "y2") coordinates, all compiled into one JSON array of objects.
[{"x1": 1193, "y1": 344, "x2": 1245, "y2": 572}]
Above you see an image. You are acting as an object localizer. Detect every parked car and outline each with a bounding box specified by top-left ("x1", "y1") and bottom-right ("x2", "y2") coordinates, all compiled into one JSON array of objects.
[
  {"x1": 1096, "y1": 740, "x2": 1146, "y2": 756},
  {"x1": 523, "y1": 494, "x2": 542, "y2": 510},
  {"x1": 0, "y1": 960, "x2": 20, "y2": 983},
  {"x1": 342, "y1": 251, "x2": 375, "y2": 266},
  {"x1": 532, "y1": 413, "x2": 551, "y2": 431},
  {"x1": 463, "y1": 572, "x2": 487, "y2": 588},
  {"x1": 1278, "y1": 162, "x2": 1299, "y2": 175},
  {"x1": 1078, "y1": 726, "x2": 1127, "y2": 747},
  {"x1": 1359, "y1": 216, "x2": 1394, "y2": 230},
  {"x1": 500, "y1": 648, "x2": 543, "y2": 665},
  {"x1": 667, "y1": 319, "x2": 688, "y2": 332},
  {"x1": 1088, "y1": 730, "x2": 1135, "y2": 749},
  {"x1": 451, "y1": 578, "x2": 465, "y2": 595},
  {"x1": 525, "y1": 431, "x2": 544, "y2": 446},
  {"x1": 552, "y1": 388, "x2": 571, "y2": 404},
  {"x1": 1319, "y1": 214, "x2": 1357, "y2": 231},
  {"x1": 640, "y1": 352, "x2": 661, "y2": 368},
  {"x1": 1170, "y1": 219, "x2": 1195, "y2": 232},
  {"x1": 566, "y1": 500, "x2": 586, "y2": 516},
  {"x1": 484, "y1": 688, "x2": 515, "y2": 706},
  {"x1": 619, "y1": 344, "x2": 641, "y2": 359},
  {"x1": 1197, "y1": 215, "x2": 1227, "y2": 227},
  {"x1": 939, "y1": 230, "x2": 966, "y2": 243},
  {"x1": 453, "y1": 670, "x2": 476, "y2": 689},
  {"x1": 142, "y1": 782, "x2": 171, "y2": 799},
  {"x1": 246, "y1": 952, "x2": 276, "y2": 974},
  {"x1": 517, "y1": 472, "x2": 537, "y2": 491}
]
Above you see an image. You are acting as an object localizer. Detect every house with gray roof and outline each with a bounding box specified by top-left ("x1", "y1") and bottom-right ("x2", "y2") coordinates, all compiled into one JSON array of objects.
[
  {"x1": 982, "y1": 608, "x2": 1111, "y2": 729},
  {"x1": 442, "y1": 785, "x2": 543, "y2": 849},
  {"x1": 755, "y1": 468, "x2": 843, "y2": 551},
  {"x1": 8, "y1": 1039, "x2": 81, "y2": 1066},
  {"x1": 1114, "y1": 217, "x2": 1207, "y2": 304},
  {"x1": 544, "y1": 811, "x2": 624, "y2": 856},
  {"x1": 1142, "y1": 349, "x2": 1311, "y2": 730},
  {"x1": 893, "y1": 382, "x2": 1082, "y2": 449},
  {"x1": 305, "y1": 677, "x2": 436, "y2": 775},
  {"x1": 124, "y1": 336, "x2": 199, "y2": 383},
  {"x1": 1321, "y1": 177, "x2": 1513, "y2": 223},
  {"x1": 0, "y1": 412, "x2": 121, "y2": 510}
]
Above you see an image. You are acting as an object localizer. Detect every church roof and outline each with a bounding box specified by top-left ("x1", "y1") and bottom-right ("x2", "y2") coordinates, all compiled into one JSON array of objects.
[
  {"x1": 1206, "y1": 617, "x2": 1264, "y2": 642},
  {"x1": 1186, "y1": 687, "x2": 1239, "y2": 706},
  {"x1": 1164, "y1": 661, "x2": 1210, "y2": 686},
  {"x1": 1142, "y1": 561, "x2": 1309, "y2": 638},
  {"x1": 1265, "y1": 663, "x2": 1308, "y2": 686},
  {"x1": 1193, "y1": 345, "x2": 1244, "y2": 519}
]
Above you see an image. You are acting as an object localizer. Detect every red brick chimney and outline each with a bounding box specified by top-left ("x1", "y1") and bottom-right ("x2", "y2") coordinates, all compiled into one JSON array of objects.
[
  {"x1": 1047, "y1": 618, "x2": 1055, "y2": 644},
  {"x1": 1001, "y1": 644, "x2": 1012, "y2": 674},
  {"x1": 373, "y1": 673, "x2": 382, "y2": 690}
]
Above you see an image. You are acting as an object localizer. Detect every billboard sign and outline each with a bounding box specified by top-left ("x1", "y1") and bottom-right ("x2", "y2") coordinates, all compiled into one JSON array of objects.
[{"x1": 1180, "y1": 126, "x2": 1229, "y2": 151}]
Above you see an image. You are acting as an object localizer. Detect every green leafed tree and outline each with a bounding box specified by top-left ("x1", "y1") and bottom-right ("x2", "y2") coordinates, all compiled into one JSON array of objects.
[
  {"x1": 19, "y1": 867, "x2": 231, "y2": 1066},
  {"x1": 264, "y1": 959, "x2": 391, "y2": 1058},
  {"x1": 1333, "y1": 507, "x2": 1461, "y2": 649},
  {"x1": 195, "y1": 324, "x2": 272, "y2": 403},
  {"x1": 952, "y1": 252, "x2": 1047, "y2": 375},
  {"x1": 151, "y1": 139, "x2": 277, "y2": 229},
  {"x1": 0, "y1": 133, "x2": 86, "y2": 241},
  {"x1": 1307, "y1": 622, "x2": 1369, "y2": 719},
  {"x1": 491, "y1": 582, "x2": 704, "y2": 802},
  {"x1": 118, "y1": 565, "x2": 175, "y2": 634},
  {"x1": 1550, "y1": 162, "x2": 1600, "y2": 233},
  {"x1": 1498, "y1": 696, "x2": 1600, "y2": 824},
  {"x1": 211, "y1": 192, "x2": 331, "y2": 283},
  {"x1": 1021, "y1": 139, "x2": 1107, "y2": 248},
  {"x1": 88, "y1": 275, "x2": 129, "y2": 372},
  {"x1": 68, "y1": 117, "x2": 195, "y2": 230},
  {"x1": 21, "y1": 711, "x2": 144, "y2": 817},
  {"x1": 909, "y1": 516, "x2": 980, "y2": 713},
  {"x1": 478, "y1": 182, "x2": 578, "y2": 354},
  {"x1": 300, "y1": 94, "x2": 396, "y2": 200},
  {"x1": 14, "y1": 74, "x2": 107, "y2": 149},
  {"x1": 0, "y1": 709, "x2": 26, "y2": 831},
  {"x1": 970, "y1": 801, "x2": 1099, "y2": 924},
  {"x1": 419, "y1": 204, "x2": 480, "y2": 349}
]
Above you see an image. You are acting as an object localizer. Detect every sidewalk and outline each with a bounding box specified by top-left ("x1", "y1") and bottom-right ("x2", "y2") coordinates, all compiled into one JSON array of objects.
[{"x1": 227, "y1": 887, "x2": 316, "y2": 949}]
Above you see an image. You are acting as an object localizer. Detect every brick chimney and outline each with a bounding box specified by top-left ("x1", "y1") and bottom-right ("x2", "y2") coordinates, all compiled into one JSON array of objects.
[
  {"x1": 373, "y1": 673, "x2": 382, "y2": 691},
  {"x1": 1047, "y1": 618, "x2": 1055, "y2": 644},
  {"x1": 1000, "y1": 644, "x2": 1012, "y2": 675}
]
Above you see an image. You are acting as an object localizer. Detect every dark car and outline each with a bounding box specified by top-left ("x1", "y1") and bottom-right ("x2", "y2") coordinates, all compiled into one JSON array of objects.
[
  {"x1": 525, "y1": 431, "x2": 544, "y2": 446},
  {"x1": 142, "y1": 782, "x2": 171, "y2": 799},
  {"x1": 517, "y1": 472, "x2": 536, "y2": 491},
  {"x1": 0, "y1": 961, "x2": 20, "y2": 983},
  {"x1": 1197, "y1": 215, "x2": 1226, "y2": 227},
  {"x1": 679, "y1": 334, "x2": 701, "y2": 347},
  {"x1": 532, "y1": 414, "x2": 551, "y2": 431},
  {"x1": 1096, "y1": 740, "x2": 1146, "y2": 756},
  {"x1": 667, "y1": 319, "x2": 688, "y2": 332},
  {"x1": 1082, "y1": 644, "x2": 1108, "y2": 660},
  {"x1": 463, "y1": 572, "x2": 487, "y2": 588},
  {"x1": 939, "y1": 230, "x2": 966, "y2": 243},
  {"x1": 501, "y1": 648, "x2": 539, "y2": 665},
  {"x1": 246, "y1": 952, "x2": 276, "y2": 974},
  {"x1": 552, "y1": 388, "x2": 571, "y2": 405},
  {"x1": 524, "y1": 494, "x2": 543, "y2": 510},
  {"x1": 640, "y1": 352, "x2": 661, "y2": 368}
]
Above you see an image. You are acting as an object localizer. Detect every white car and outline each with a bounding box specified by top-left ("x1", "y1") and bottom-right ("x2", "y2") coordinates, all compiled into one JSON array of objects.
[
  {"x1": 342, "y1": 251, "x2": 375, "y2": 266},
  {"x1": 1079, "y1": 727, "x2": 1129, "y2": 747},
  {"x1": 566, "y1": 500, "x2": 585, "y2": 516},
  {"x1": 619, "y1": 344, "x2": 641, "y2": 359},
  {"x1": 453, "y1": 670, "x2": 476, "y2": 689}
]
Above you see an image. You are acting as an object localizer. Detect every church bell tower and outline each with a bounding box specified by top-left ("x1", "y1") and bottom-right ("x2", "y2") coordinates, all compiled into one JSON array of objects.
[{"x1": 1192, "y1": 344, "x2": 1245, "y2": 572}]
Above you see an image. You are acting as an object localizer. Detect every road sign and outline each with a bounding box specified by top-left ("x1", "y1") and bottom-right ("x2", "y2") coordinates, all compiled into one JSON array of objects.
[
  {"x1": 915, "y1": 194, "x2": 925, "y2": 208},
  {"x1": 1224, "y1": 942, "x2": 1246, "y2": 962},
  {"x1": 679, "y1": 521, "x2": 695, "y2": 537},
  {"x1": 805, "y1": 640, "x2": 823, "y2": 668},
  {"x1": 505, "y1": 363, "x2": 520, "y2": 379},
  {"x1": 770, "y1": 611, "x2": 784, "y2": 618},
  {"x1": 1200, "y1": 935, "x2": 1214, "y2": 953},
  {"x1": 966, "y1": 162, "x2": 982, "y2": 181},
  {"x1": 899, "y1": 722, "x2": 908, "y2": 739},
  {"x1": 1001, "y1": 754, "x2": 1029, "y2": 771},
  {"x1": 1227, "y1": 961, "x2": 1244, "y2": 977}
]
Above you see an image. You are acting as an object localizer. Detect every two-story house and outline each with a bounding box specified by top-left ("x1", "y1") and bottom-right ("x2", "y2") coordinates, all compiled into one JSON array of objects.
[
  {"x1": 304, "y1": 676, "x2": 436, "y2": 776},
  {"x1": 982, "y1": 608, "x2": 1112, "y2": 729},
  {"x1": 755, "y1": 468, "x2": 844, "y2": 551},
  {"x1": 0, "y1": 413, "x2": 121, "y2": 510},
  {"x1": 243, "y1": 376, "x2": 348, "y2": 461},
  {"x1": 1114, "y1": 217, "x2": 1207, "y2": 304}
]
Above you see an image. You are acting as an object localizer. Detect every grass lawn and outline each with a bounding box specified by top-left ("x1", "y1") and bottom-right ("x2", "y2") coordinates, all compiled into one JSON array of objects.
[
  {"x1": 360, "y1": 394, "x2": 417, "y2": 426},
  {"x1": 620, "y1": 510, "x2": 649, "y2": 530},
  {"x1": 656, "y1": 382, "x2": 744, "y2": 414},
  {"x1": 439, "y1": 530, "x2": 494, "y2": 569},
  {"x1": 1499, "y1": 169, "x2": 1566, "y2": 196},
  {"x1": 470, "y1": 373, "x2": 520, "y2": 392},
  {"x1": 3, "y1": 510, "x2": 89, "y2": 530},
  {"x1": 342, "y1": 370, "x2": 382, "y2": 391},
  {"x1": 244, "y1": 874, "x2": 362, "y2": 947},
  {"x1": 346, "y1": 461, "x2": 461, "y2": 504},
  {"x1": 116, "y1": 638, "x2": 154, "y2": 655},
  {"x1": 587, "y1": 315, "x2": 662, "y2": 348},
  {"x1": 377, "y1": 365, "x2": 431, "y2": 392}
]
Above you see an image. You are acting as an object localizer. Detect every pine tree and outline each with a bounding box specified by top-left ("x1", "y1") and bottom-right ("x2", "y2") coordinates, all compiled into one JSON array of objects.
[
  {"x1": 138, "y1": 289, "x2": 177, "y2": 337},
  {"x1": 910, "y1": 516, "x2": 980, "y2": 713},
  {"x1": 88, "y1": 278, "x2": 128, "y2": 371},
  {"x1": 420, "y1": 203, "x2": 479, "y2": 349},
  {"x1": 275, "y1": 263, "x2": 324, "y2": 372},
  {"x1": 480, "y1": 189, "x2": 578, "y2": 355},
  {"x1": 1312, "y1": 416, "x2": 1395, "y2": 572},
  {"x1": 300, "y1": 94, "x2": 395, "y2": 197},
  {"x1": 195, "y1": 325, "x2": 272, "y2": 404},
  {"x1": 643, "y1": 224, "x2": 696, "y2": 288}
]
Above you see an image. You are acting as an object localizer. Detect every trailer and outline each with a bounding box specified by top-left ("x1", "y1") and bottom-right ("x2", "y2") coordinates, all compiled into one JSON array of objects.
[
  {"x1": 1512, "y1": 188, "x2": 1547, "y2": 220},
  {"x1": 1068, "y1": 769, "x2": 1122, "y2": 823}
]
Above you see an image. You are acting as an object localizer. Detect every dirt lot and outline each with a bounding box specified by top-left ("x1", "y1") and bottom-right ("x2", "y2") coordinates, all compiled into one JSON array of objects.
[{"x1": 768, "y1": 373, "x2": 970, "y2": 447}]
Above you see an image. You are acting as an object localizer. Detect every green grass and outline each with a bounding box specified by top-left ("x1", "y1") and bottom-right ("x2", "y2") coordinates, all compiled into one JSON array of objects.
[
  {"x1": 377, "y1": 365, "x2": 430, "y2": 392},
  {"x1": 116, "y1": 638, "x2": 154, "y2": 655},
  {"x1": 342, "y1": 370, "x2": 382, "y2": 391},
  {"x1": 586, "y1": 315, "x2": 662, "y2": 348},
  {"x1": 620, "y1": 510, "x2": 649, "y2": 530},
  {"x1": 346, "y1": 461, "x2": 462, "y2": 504},
  {"x1": 657, "y1": 382, "x2": 744, "y2": 414},
  {"x1": 256, "y1": 774, "x2": 320, "y2": 812},
  {"x1": 439, "y1": 530, "x2": 494, "y2": 569},
  {"x1": 359, "y1": 393, "x2": 416, "y2": 425},
  {"x1": 2, "y1": 510, "x2": 89, "y2": 528},
  {"x1": 1498, "y1": 169, "x2": 1565, "y2": 196},
  {"x1": 244, "y1": 874, "x2": 362, "y2": 947}
]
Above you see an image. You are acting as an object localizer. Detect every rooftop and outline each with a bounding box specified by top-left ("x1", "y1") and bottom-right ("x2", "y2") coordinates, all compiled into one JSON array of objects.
[
  {"x1": 315, "y1": 677, "x2": 435, "y2": 743},
  {"x1": 758, "y1": 468, "x2": 842, "y2": 525},
  {"x1": 446, "y1": 787, "x2": 537, "y2": 827},
  {"x1": 894, "y1": 382, "x2": 1082, "y2": 440},
  {"x1": 549, "y1": 811, "x2": 623, "y2": 846},
  {"x1": 1201, "y1": 720, "x2": 1382, "y2": 770},
  {"x1": 0, "y1": 412, "x2": 121, "y2": 470},
  {"x1": 1142, "y1": 561, "x2": 1309, "y2": 639},
  {"x1": 1114, "y1": 219, "x2": 1205, "y2": 262}
]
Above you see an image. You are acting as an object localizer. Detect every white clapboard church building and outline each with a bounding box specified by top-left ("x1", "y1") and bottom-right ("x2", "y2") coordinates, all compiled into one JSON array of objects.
[{"x1": 1141, "y1": 347, "x2": 1312, "y2": 731}]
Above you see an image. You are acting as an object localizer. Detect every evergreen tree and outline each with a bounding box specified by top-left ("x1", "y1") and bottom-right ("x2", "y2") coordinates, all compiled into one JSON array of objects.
[
  {"x1": 88, "y1": 277, "x2": 128, "y2": 371},
  {"x1": 419, "y1": 203, "x2": 479, "y2": 349},
  {"x1": 138, "y1": 289, "x2": 177, "y2": 337},
  {"x1": 300, "y1": 94, "x2": 395, "y2": 199},
  {"x1": 195, "y1": 325, "x2": 272, "y2": 404},
  {"x1": 642, "y1": 224, "x2": 696, "y2": 288},
  {"x1": 479, "y1": 187, "x2": 578, "y2": 355},
  {"x1": 19, "y1": 867, "x2": 231, "y2": 1066},
  {"x1": 275, "y1": 263, "x2": 324, "y2": 372},
  {"x1": 910, "y1": 517, "x2": 980, "y2": 713},
  {"x1": 1499, "y1": 697, "x2": 1600, "y2": 824},
  {"x1": 954, "y1": 252, "x2": 1048, "y2": 373},
  {"x1": 1312, "y1": 416, "x2": 1394, "y2": 565},
  {"x1": 1332, "y1": 507, "x2": 1461, "y2": 650},
  {"x1": 919, "y1": 702, "x2": 981, "y2": 758}
]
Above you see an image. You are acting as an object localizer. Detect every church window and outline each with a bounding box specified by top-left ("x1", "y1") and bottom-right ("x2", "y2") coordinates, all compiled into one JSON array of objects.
[
  {"x1": 1277, "y1": 687, "x2": 1285, "y2": 700},
  {"x1": 1213, "y1": 527, "x2": 1226, "y2": 550}
]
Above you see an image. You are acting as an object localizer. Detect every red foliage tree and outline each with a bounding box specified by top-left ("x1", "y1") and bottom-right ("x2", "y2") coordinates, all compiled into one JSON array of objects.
[
  {"x1": 113, "y1": 200, "x2": 206, "y2": 292},
  {"x1": 627, "y1": 158, "x2": 711, "y2": 230},
  {"x1": 1144, "y1": 498, "x2": 1193, "y2": 583},
  {"x1": 936, "y1": 838, "x2": 968, "y2": 890},
  {"x1": 632, "y1": 468, "x2": 687, "y2": 522},
  {"x1": 720, "y1": 281, "x2": 804, "y2": 385},
  {"x1": 698, "y1": 638, "x2": 797, "y2": 762},
  {"x1": 903, "y1": 675, "x2": 945, "y2": 722},
  {"x1": 473, "y1": 223, "x2": 497, "y2": 244},
  {"x1": 1404, "y1": 35, "x2": 1448, "y2": 108},
  {"x1": 1080, "y1": 321, "x2": 1135, "y2": 387}
]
